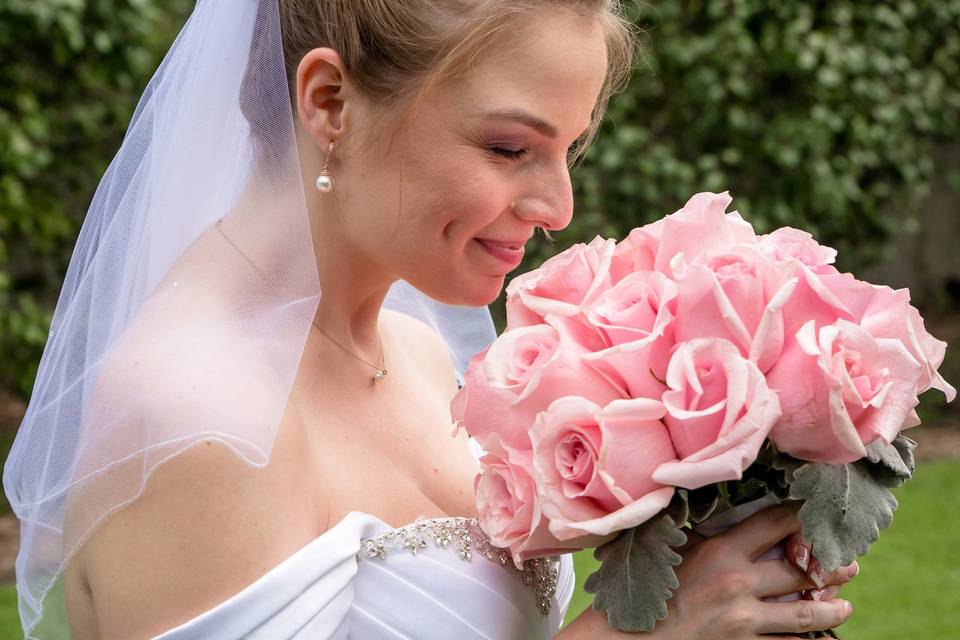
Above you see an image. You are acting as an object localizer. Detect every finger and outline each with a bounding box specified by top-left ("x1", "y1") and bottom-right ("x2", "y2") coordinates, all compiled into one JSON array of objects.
[
  {"x1": 821, "y1": 560, "x2": 858, "y2": 587},
  {"x1": 753, "y1": 558, "x2": 816, "y2": 597},
  {"x1": 784, "y1": 532, "x2": 812, "y2": 573},
  {"x1": 756, "y1": 598, "x2": 853, "y2": 634},
  {"x1": 807, "y1": 557, "x2": 828, "y2": 588},
  {"x1": 806, "y1": 556, "x2": 857, "y2": 589},
  {"x1": 714, "y1": 503, "x2": 802, "y2": 560},
  {"x1": 805, "y1": 585, "x2": 843, "y2": 602}
]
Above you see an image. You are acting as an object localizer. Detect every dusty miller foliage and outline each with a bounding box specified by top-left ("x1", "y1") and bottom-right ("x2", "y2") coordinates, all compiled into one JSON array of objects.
[{"x1": 584, "y1": 437, "x2": 915, "y2": 633}]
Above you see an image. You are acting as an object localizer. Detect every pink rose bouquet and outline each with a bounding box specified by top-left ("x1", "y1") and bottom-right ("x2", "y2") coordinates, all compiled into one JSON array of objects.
[{"x1": 451, "y1": 191, "x2": 955, "y2": 632}]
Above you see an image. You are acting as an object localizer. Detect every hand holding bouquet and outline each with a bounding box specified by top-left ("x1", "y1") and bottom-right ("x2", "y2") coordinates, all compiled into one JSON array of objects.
[{"x1": 451, "y1": 191, "x2": 955, "y2": 632}]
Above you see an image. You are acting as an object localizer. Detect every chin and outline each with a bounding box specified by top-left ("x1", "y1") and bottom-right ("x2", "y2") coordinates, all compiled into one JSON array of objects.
[
  {"x1": 463, "y1": 273, "x2": 506, "y2": 305},
  {"x1": 427, "y1": 276, "x2": 504, "y2": 307},
  {"x1": 474, "y1": 276, "x2": 503, "y2": 307}
]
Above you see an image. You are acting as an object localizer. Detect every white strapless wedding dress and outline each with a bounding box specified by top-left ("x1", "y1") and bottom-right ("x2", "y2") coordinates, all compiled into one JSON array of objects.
[
  {"x1": 151, "y1": 436, "x2": 575, "y2": 639},
  {"x1": 152, "y1": 512, "x2": 575, "y2": 639}
]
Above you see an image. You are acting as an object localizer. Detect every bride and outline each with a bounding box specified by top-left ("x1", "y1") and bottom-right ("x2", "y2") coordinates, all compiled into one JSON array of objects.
[{"x1": 3, "y1": 1, "x2": 857, "y2": 638}]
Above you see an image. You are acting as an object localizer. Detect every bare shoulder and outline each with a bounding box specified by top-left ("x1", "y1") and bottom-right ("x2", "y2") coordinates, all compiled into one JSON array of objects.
[
  {"x1": 69, "y1": 438, "x2": 296, "y2": 640},
  {"x1": 381, "y1": 307, "x2": 460, "y2": 399},
  {"x1": 65, "y1": 300, "x2": 316, "y2": 639}
]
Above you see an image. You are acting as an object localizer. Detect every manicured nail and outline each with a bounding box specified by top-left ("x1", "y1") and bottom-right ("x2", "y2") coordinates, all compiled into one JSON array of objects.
[
  {"x1": 796, "y1": 544, "x2": 810, "y2": 572},
  {"x1": 847, "y1": 561, "x2": 860, "y2": 579},
  {"x1": 808, "y1": 559, "x2": 826, "y2": 589},
  {"x1": 811, "y1": 588, "x2": 827, "y2": 601}
]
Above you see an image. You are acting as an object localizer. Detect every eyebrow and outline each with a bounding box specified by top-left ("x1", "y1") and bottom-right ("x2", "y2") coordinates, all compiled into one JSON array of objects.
[{"x1": 482, "y1": 108, "x2": 590, "y2": 141}]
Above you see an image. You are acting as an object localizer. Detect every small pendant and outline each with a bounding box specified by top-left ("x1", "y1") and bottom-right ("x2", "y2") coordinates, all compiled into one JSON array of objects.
[{"x1": 373, "y1": 369, "x2": 387, "y2": 381}]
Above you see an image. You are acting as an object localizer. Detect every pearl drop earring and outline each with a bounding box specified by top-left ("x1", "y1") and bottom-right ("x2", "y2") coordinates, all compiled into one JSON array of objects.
[{"x1": 315, "y1": 141, "x2": 334, "y2": 193}]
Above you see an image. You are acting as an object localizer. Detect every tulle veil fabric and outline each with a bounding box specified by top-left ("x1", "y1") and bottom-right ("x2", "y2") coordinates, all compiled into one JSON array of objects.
[{"x1": 1, "y1": 1, "x2": 496, "y2": 637}]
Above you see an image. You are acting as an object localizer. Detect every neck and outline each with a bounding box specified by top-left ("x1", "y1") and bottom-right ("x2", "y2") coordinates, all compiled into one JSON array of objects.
[
  {"x1": 303, "y1": 169, "x2": 398, "y2": 363},
  {"x1": 226, "y1": 168, "x2": 397, "y2": 366},
  {"x1": 312, "y1": 280, "x2": 393, "y2": 362}
]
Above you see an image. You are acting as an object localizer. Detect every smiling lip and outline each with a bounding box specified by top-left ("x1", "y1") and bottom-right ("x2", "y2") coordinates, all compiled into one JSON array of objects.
[{"x1": 475, "y1": 238, "x2": 525, "y2": 268}]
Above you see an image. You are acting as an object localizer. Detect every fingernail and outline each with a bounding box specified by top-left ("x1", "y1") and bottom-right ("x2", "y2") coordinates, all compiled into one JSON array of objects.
[
  {"x1": 844, "y1": 600, "x2": 853, "y2": 617},
  {"x1": 811, "y1": 588, "x2": 826, "y2": 601},
  {"x1": 808, "y1": 559, "x2": 826, "y2": 589},
  {"x1": 796, "y1": 544, "x2": 810, "y2": 572},
  {"x1": 847, "y1": 561, "x2": 859, "y2": 579}
]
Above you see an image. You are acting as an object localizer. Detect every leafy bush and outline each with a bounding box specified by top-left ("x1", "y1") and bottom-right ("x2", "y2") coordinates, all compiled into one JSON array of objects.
[{"x1": 0, "y1": 0, "x2": 191, "y2": 395}]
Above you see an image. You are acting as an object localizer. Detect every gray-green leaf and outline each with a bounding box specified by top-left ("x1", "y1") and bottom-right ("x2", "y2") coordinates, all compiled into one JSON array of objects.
[
  {"x1": 685, "y1": 486, "x2": 721, "y2": 524},
  {"x1": 666, "y1": 492, "x2": 690, "y2": 528},
  {"x1": 865, "y1": 436, "x2": 916, "y2": 487},
  {"x1": 789, "y1": 460, "x2": 898, "y2": 572},
  {"x1": 583, "y1": 512, "x2": 687, "y2": 632}
]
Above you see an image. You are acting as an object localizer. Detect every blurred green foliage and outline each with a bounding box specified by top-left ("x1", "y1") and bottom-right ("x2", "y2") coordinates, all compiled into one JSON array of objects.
[
  {"x1": 2, "y1": 1, "x2": 960, "y2": 394},
  {"x1": 0, "y1": 0, "x2": 192, "y2": 395},
  {"x1": 567, "y1": 0, "x2": 960, "y2": 262}
]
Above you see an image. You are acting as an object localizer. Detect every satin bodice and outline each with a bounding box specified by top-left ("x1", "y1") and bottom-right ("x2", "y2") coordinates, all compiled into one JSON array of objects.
[{"x1": 152, "y1": 511, "x2": 574, "y2": 639}]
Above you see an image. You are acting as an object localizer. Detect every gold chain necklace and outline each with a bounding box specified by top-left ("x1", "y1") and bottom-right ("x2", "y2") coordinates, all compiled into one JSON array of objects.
[{"x1": 215, "y1": 218, "x2": 388, "y2": 382}]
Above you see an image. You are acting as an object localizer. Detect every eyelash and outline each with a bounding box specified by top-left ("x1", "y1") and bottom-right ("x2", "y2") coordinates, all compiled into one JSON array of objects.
[
  {"x1": 489, "y1": 143, "x2": 582, "y2": 162},
  {"x1": 490, "y1": 146, "x2": 527, "y2": 161}
]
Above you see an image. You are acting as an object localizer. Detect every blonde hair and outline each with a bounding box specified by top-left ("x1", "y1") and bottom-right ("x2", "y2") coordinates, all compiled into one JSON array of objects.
[{"x1": 279, "y1": 0, "x2": 638, "y2": 162}]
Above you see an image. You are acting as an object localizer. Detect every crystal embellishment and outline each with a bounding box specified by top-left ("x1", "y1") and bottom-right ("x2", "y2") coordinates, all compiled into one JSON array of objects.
[{"x1": 358, "y1": 516, "x2": 560, "y2": 616}]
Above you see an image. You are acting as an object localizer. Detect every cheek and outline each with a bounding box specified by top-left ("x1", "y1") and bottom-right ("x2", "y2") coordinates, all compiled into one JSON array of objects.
[
  {"x1": 393, "y1": 145, "x2": 519, "y2": 303},
  {"x1": 408, "y1": 154, "x2": 514, "y2": 239}
]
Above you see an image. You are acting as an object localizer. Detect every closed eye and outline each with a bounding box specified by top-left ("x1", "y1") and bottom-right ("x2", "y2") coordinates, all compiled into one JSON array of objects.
[
  {"x1": 490, "y1": 146, "x2": 527, "y2": 161},
  {"x1": 490, "y1": 137, "x2": 587, "y2": 163}
]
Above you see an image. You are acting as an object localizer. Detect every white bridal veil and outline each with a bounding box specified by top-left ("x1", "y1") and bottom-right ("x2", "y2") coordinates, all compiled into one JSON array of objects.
[{"x1": 2, "y1": 0, "x2": 496, "y2": 637}]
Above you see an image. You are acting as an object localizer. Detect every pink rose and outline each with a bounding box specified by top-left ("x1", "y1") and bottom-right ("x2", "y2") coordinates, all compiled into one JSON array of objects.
[
  {"x1": 578, "y1": 268, "x2": 679, "y2": 399},
  {"x1": 652, "y1": 338, "x2": 781, "y2": 489},
  {"x1": 583, "y1": 271, "x2": 678, "y2": 349},
  {"x1": 758, "y1": 227, "x2": 838, "y2": 272},
  {"x1": 783, "y1": 273, "x2": 955, "y2": 403},
  {"x1": 778, "y1": 268, "x2": 855, "y2": 342},
  {"x1": 609, "y1": 223, "x2": 660, "y2": 282},
  {"x1": 475, "y1": 436, "x2": 609, "y2": 566},
  {"x1": 851, "y1": 285, "x2": 956, "y2": 403},
  {"x1": 900, "y1": 304, "x2": 955, "y2": 400},
  {"x1": 475, "y1": 440, "x2": 542, "y2": 557},
  {"x1": 581, "y1": 338, "x2": 670, "y2": 403},
  {"x1": 652, "y1": 191, "x2": 758, "y2": 273},
  {"x1": 451, "y1": 322, "x2": 624, "y2": 450},
  {"x1": 505, "y1": 236, "x2": 616, "y2": 329},
  {"x1": 767, "y1": 319, "x2": 926, "y2": 464},
  {"x1": 673, "y1": 245, "x2": 798, "y2": 373},
  {"x1": 530, "y1": 396, "x2": 676, "y2": 539}
]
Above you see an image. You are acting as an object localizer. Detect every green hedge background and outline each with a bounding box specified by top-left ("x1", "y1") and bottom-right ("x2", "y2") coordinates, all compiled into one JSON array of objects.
[{"x1": 0, "y1": 0, "x2": 193, "y2": 395}]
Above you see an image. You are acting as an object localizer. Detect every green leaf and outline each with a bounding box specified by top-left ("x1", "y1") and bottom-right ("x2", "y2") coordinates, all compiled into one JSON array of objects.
[
  {"x1": 771, "y1": 449, "x2": 805, "y2": 482},
  {"x1": 684, "y1": 486, "x2": 721, "y2": 524},
  {"x1": 583, "y1": 512, "x2": 686, "y2": 632},
  {"x1": 789, "y1": 460, "x2": 898, "y2": 572},
  {"x1": 864, "y1": 435, "x2": 916, "y2": 487},
  {"x1": 665, "y1": 491, "x2": 690, "y2": 528},
  {"x1": 731, "y1": 477, "x2": 773, "y2": 504}
]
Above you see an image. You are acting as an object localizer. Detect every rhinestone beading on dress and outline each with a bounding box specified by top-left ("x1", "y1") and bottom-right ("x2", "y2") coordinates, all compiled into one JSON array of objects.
[{"x1": 357, "y1": 516, "x2": 560, "y2": 616}]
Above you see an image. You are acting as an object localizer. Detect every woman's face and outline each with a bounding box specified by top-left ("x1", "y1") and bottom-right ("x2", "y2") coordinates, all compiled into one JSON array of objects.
[{"x1": 339, "y1": 10, "x2": 609, "y2": 306}]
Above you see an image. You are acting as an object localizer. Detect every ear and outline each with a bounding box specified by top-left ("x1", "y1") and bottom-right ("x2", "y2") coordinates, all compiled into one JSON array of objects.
[{"x1": 296, "y1": 47, "x2": 353, "y2": 145}]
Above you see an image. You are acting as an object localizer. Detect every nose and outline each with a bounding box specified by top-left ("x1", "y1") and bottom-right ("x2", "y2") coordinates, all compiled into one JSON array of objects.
[{"x1": 511, "y1": 166, "x2": 574, "y2": 233}]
